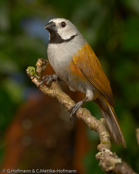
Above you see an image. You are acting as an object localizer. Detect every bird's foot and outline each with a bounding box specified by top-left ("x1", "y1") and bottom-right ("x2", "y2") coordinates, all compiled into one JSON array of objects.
[
  {"x1": 69, "y1": 97, "x2": 88, "y2": 120},
  {"x1": 39, "y1": 74, "x2": 59, "y2": 87}
]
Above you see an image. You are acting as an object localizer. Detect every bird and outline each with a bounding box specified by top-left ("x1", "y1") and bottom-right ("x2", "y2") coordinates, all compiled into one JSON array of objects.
[{"x1": 43, "y1": 18, "x2": 126, "y2": 147}]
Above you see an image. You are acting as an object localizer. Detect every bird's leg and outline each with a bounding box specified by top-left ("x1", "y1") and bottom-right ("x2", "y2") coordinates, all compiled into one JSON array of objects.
[
  {"x1": 69, "y1": 97, "x2": 88, "y2": 119},
  {"x1": 39, "y1": 74, "x2": 60, "y2": 87}
]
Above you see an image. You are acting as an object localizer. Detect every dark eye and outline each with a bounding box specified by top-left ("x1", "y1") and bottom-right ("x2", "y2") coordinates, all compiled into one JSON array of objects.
[{"x1": 61, "y1": 21, "x2": 66, "y2": 28}]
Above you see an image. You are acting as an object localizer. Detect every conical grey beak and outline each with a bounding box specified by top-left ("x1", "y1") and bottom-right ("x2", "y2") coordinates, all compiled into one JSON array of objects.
[{"x1": 44, "y1": 21, "x2": 56, "y2": 32}]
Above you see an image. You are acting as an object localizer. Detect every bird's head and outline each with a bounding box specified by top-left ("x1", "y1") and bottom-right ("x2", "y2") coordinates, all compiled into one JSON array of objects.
[{"x1": 44, "y1": 18, "x2": 79, "y2": 43}]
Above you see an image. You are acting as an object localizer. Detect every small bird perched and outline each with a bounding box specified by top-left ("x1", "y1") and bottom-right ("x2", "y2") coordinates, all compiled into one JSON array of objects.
[{"x1": 43, "y1": 18, "x2": 126, "y2": 147}]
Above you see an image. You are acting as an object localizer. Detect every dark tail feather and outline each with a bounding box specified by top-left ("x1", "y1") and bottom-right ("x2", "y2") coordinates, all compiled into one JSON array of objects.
[{"x1": 96, "y1": 99, "x2": 126, "y2": 147}]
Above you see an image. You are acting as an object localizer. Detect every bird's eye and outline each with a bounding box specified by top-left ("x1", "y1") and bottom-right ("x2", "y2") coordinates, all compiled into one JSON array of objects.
[{"x1": 61, "y1": 21, "x2": 66, "y2": 28}]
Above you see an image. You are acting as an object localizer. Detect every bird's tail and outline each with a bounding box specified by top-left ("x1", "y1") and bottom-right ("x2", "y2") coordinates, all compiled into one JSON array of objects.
[{"x1": 95, "y1": 98, "x2": 126, "y2": 147}]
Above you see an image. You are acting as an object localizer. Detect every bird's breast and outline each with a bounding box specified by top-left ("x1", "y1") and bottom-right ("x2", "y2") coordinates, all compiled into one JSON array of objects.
[
  {"x1": 47, "y1": 43, "x2": 74, "y2": 77},
  {"x1": 47, "y1": 37, "x2": 86, "y2": 76},
  {"x1": 47, "y1": 39, "x2": 95, "y2": 95}
]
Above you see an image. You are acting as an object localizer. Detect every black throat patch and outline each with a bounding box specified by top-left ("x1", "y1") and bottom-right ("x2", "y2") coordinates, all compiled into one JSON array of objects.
[{"x1": 49, "y1": 32, "x2": 77, "y2": 44}]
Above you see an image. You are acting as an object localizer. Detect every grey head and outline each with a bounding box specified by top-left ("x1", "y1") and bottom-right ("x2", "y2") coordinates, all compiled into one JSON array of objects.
[{"x1": 44, "y1": 18, "x2": 83, "y2": 44}]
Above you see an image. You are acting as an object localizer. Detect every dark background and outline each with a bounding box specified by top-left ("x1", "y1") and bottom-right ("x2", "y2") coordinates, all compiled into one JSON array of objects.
[{"x1": 0, "y1": 0, "x2": 139, "y2": 173}]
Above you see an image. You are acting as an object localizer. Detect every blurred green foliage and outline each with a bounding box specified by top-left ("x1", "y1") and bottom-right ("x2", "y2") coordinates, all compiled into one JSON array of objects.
[{"x1": 0, "y1": 0, "x2": 139, "y2": 173}]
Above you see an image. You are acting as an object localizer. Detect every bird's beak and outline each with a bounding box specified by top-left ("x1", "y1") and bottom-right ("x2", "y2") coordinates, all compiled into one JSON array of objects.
[{"x1": 44, "y1": 21, "x2": 56, "y2": 32}]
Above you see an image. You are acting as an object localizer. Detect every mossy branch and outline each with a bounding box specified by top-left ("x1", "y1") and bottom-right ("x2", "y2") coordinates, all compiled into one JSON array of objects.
[{"x1": 26, "y1": 58, "x2": 137, "y2": 174}]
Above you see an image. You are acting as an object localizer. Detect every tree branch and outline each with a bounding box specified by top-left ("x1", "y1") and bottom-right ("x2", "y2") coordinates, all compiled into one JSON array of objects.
[
  {"x1": 26, "y1": 58, "x2": 137, "y2": 174},
  {"x1": 136, "y1": 128, "x2": 139, "y2": 146}
]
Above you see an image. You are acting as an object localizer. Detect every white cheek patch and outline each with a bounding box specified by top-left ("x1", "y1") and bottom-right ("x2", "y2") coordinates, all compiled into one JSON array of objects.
[{"x1": 58, "y1": 28, "x2": 76, "y2": 40}]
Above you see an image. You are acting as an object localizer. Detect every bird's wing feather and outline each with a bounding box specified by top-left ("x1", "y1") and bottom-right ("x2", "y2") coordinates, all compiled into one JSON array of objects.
[{"x1": 72, "y1": 43, "x2": 114, "y2": 106}]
